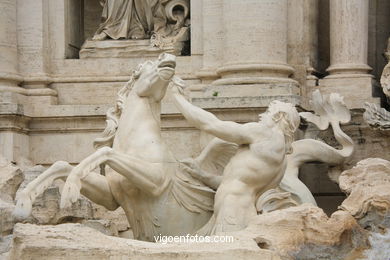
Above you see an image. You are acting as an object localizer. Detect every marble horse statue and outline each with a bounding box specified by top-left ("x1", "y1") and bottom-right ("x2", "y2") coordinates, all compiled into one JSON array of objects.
[
  {"x1": 13, "y1": 53, "x2": 355, "y2": 239},
  {"x1": 13, "y1": 53, "x2": 237, "y2": 241}
]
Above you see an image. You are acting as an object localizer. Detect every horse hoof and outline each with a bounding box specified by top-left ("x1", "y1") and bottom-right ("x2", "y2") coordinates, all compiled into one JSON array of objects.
[
  {"x1": 13, "y1": 193, "x2": 32, "y2": 220},
  {"x1": 60, "y1": 180, "x2": 81, "y2": 208}
]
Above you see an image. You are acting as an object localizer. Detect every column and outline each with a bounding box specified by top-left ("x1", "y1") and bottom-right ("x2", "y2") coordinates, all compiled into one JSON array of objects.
[
  {"x1": 210, "y1": 0, "x2": 298, "y2": 101},
  {"x1": 287, "y1": 0, "x2": 319, "y2": 108},
  {"x1": 0, "y1": 0, "x2": 21, "y2": 90},
  {"x1": 196, "y1": 0, "x2": 223, "y2": 84},
  {"x1": 189, "y1": 0, "x2": 203, "y2": 73},
  {"x1": 327, "y1": 0, "x2": 371, "y2": 76},
  {"x1": 0, "y1": 0, "x2": 30, "y2": 163},
  {"x1": 17, "y1": 0, "x2": 52, "y2": 89},
  {"x1": 320, "y1": 0, "x2": 378, "y2": 108}
]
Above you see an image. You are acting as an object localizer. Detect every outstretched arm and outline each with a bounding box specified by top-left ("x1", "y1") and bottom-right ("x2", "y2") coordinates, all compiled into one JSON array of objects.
[{"x1": 171, "y1": 83, "x2": 252, "y2": 144}]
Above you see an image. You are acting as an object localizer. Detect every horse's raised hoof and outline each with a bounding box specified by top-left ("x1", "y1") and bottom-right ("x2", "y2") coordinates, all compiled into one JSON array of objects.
[
  {"x1": 13, "y1": 192, "x2": 32, "y2": 220},
  {"x1": 60, "y1": 176, "x2": 81, "y2": 208}
]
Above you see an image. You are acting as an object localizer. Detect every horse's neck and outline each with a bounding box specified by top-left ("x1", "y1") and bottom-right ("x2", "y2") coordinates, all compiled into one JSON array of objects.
[
  {"x1": 114, "y1": 93, "x2": 176, "y2": 164},
  {"x1": 121, "y1": 94, "x2": 162, "y2": 136}
]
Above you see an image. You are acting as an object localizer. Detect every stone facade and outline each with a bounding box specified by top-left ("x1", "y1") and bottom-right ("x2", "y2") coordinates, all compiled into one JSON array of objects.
[{"x1": 1, "y1": 0, "x2": 390, "y2": 237}]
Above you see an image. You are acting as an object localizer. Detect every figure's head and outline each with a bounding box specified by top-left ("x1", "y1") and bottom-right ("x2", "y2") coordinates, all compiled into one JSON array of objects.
[
  {"x1": 132, "y1": 53, "x2": 176, "y2": 101},
  {"x1": 259, "y1": 101, "x2": 300, "y2": 154}
]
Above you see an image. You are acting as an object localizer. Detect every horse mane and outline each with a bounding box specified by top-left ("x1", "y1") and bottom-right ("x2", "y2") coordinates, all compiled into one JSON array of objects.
[{"x1": 93, "y1": 66, "x2": 143, "y2": 149}]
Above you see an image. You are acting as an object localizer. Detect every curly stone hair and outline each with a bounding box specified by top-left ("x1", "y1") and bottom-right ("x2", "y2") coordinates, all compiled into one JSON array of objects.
[{"x1": 267, "y1": 100, "x2": 300, "y2": 154}]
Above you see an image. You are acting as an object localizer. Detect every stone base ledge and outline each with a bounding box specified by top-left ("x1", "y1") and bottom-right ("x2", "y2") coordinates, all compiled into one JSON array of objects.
[
  {"x1": 318, "y1": 77, "x2": 380, "y2": 109},
  {"x1": 9, "y1": 223, "x2": 278, "y2": 260},
  {"x1": 80, "y1": 40, "x2": 182, "y2": 59},
  {"x1": 1, "y1": 95, "x2": 302, "y2": 118}
]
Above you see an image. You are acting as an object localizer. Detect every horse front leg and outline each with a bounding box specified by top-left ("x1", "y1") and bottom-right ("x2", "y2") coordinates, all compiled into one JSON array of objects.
[
  {"x1": 61, "y1": 147, "x2": 169, "y2": 208},
  {"x1": 14, "y1": 161, "x2": 119, "y2": 219}
]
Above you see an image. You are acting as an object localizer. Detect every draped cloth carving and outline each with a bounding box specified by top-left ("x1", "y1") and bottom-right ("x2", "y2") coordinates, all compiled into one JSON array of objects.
[{"x1": 94, "y1": 0, "x2": 171, "y2": 40}]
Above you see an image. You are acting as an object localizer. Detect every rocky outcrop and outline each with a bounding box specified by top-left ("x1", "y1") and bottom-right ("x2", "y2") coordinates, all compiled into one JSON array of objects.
[
  {"x1": 0, "y1": 235, "x2": 13, "y2": 260},
  {"x1": 4, "y1": 158, "x2": 390, "y2": 260},
  {"x1": 0, "y1": 200, "x2": 16, "y2": 236},
  {"x1": 0, "y1": 159, "x2": 23, "y2": 236},
  {"x1": 237, "y1": 204, "x2": 368, "y2": 260},
  {"x1": 339, "y1": 158, "x2": 390, "y2": 232},
  {"x1": 16, "y1": 165, "x2": 130, "y2": 233},
  {"x1": 0, "y1": 159, "x2": 23, "y2": 203},
  {"x1": 361, "y1": 230, "x2": 390, "y2": 260},
  {"x1": 236, "y1": 157, "x2": 390, "y2": 259},
  {"x1": 6, "y1": 205, "x2": 370, "y2": 260}
]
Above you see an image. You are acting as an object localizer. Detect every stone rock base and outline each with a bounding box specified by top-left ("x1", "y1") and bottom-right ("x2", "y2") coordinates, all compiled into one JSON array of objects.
[
  {"x1": 7, "y1": 204, "x2": 372, "y2": 260},
  {"x1": 9, "y1": 223, "x2": 278, "y2": 260},
  {"x1": 5, "y1": 158, "x2": 390, "y2": 260}
]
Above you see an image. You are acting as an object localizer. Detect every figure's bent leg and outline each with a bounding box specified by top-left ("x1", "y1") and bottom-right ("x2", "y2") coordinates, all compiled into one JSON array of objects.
[
  {"x1": 14, "y1": 161, "x2": 118, "y2": 219},
  {"x1": 61, "y1": 147, "x2": 167, "y2": 208}
]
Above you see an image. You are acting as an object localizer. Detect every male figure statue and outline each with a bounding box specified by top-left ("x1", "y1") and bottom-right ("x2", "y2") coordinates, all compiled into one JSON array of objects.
[{"x1": 171, "y1": 82, "x2": 300, "y2": 235}]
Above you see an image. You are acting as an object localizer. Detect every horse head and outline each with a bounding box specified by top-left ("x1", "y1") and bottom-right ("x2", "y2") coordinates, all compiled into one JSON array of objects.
[
  {"x1": 133, "y1": 53, "x2": 176, "y2": 102},
  {"x1": 93, "y1": 53, "x2": 176, "y2": 149}
]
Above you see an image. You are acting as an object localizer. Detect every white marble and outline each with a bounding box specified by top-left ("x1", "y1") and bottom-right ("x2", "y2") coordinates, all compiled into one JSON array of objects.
[
  {"x1": 171, "y1": 80, "x2": 300, "y2": 234},
  {"x1": 15, "y1": 55, "x2": 220, "y2": 241}
]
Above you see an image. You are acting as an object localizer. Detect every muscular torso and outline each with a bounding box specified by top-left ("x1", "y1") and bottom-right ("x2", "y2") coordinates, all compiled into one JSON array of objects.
[
  {"x1": 211, "y1": 128, "x2": 287, "y2": 233},
  {"x1": 221, "y1": 129, "x2": 286, "y2": 191}
]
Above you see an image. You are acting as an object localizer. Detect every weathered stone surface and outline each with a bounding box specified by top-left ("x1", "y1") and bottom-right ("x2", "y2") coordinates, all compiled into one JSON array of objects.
[
  {"x1": 0, "y1": 160, "x2": 23, "y2": 202},
  {"x1": 16, "y1": 165, "x2": 128, "y2": 232},
  {"x1": 339, "y1": 158, "x2": 390, "y2": 231},
  {"x1": 16, "y1": 165, "x2": 46, "y2": 192},
  {"x1": 9, "y1": 223, "x2": 280, "y2": 260},
  {"x1": 361, "y1": 229, "x2": 390, "y2": 260},
  {"x1": 92, "y1": 205, "x2": 130, "y2": 233},
  {"x1": 81, "y1": 219, "x2": 118, "y2": 237},
  {"x1": 363, "y1": 102, "x2": 390, "y2": 130},
  {"x1": 238, "y1": 204, "x2": 368, "y2": 260},
  {"x1": 0, "y1": 200, "x2": 16, "y2": 236},
  {"x1": 7, "y1": 204, "x2": 372, "y2": 260},
  {"x1": 0, "y1": 234, "x2": 13, "y2": 260},
  {"x1": 16, "y1": 167, "x2": 130, "y2": 240},
  {"x1": 29, "y1": 186, "x2": 95, "y2": 224},
  {"x1": 0, "y1": 158, "x2": 22, "y2": 236},
  {"x1": 14, "y1": 165, "x2": 96, "y2": 225}
]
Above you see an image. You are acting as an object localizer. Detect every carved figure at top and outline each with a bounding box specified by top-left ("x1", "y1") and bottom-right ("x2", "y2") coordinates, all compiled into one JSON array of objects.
[
  {"x1": 13, "y1": 53, "x2": 236, "y2": 241},
  {"x1": 92, "y1": 0, "x2": 189, "y2": 42},
  {"x1": 171, "y1": 82, "x2": 300, "y2": 234}
]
